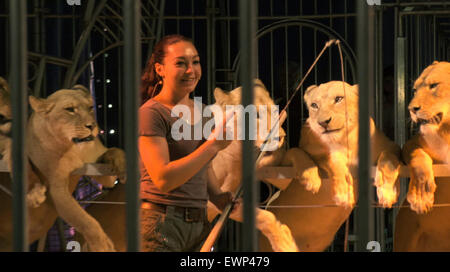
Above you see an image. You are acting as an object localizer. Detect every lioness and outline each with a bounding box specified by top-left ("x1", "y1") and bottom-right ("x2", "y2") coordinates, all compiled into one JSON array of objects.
[
  {"x1": 0, "y1": 77, "x2": 47, "y2": 208},
  {"x1": 0, "y1": 84, "x2": 125, "y2": 251},
  {"x1": 208, "y1": 80, "x2": 298, "y2": 252},
  {"x1": 394, "y1": 61, "x2": 450, "y2": 251},
  {"x1": 0, "y1": 77, "x2": 12, "y2": 142},
  {"x1": 0, "y1": 77, "x2": 12, "y2": 169},
  {"x1": 259, "y1": 81, "x2": 401, "y2": 251}
]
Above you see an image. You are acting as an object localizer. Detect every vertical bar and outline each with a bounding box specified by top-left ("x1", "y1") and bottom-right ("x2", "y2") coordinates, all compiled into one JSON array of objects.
[
  {"x1": 356, "y1": 0, "x2": 375, "y2": 252},
  {"x1": 313, "y1": 29, "x2": 317, "y2": 83},
  {"x1": 284, "y1": 25, "x2": 289, "y2": 144},
  {"x1": 344, "y1": 0, "x2": 348, "y2": 82},
  {"x1": 33, "y1": 0, "x2": 40, "y2": 53},
  {"x1": 206, "y1": 0, "x2": 215, "y2": 104},
  {"x1": 270, "y1": 31, "x2": 274, "y2": 97},
  {"x1": 299, "y1": 0, "x2": 303, "y2": 124},
  {"x1": 5, "y1": 1, "x2": 10, "y2": 75},
  {"x1": 415, "y1": 16, "x2": 420, "y2": 78},
  {"x1": 176, "y1": 0, "x2": 180, "y2": 33},
  {"x1": 227, "y1": 0, "x2": 232, "y2": 80},
  {"x1": 239, "y1": 0, "x2": 257, "y2": 252},
  {"x1": 118, "y1": 47, "x2": 123, "y2": 148},
  {"x1": 156, "y1": 0, "x2": 166, "y2": 42},
  {"x1": 395, "y1": 37, "x2": 407, "y2": 220},
  {"x1": 191, "y1": 0, "x2": 195, "y2": 41},
  {"x1": 191, "y1": 0, "x2": 196, "y2": 97},
  {"x1": 329, "y1": 0, "x2": 332, "y2": 82},
  {"x1": 433, "y1": 15, "x2": 436, "y2": 60},
  {"x1": 375, "y1": 8, "x2": 385, "y2": 251},
  {"x1": 123, "y1": 0, "x2": 141, "y2": 252},
  {"x1": 147, "y1": 0, "x2": 166, "y2": 59},
  {"x1": 299, "y1": 25, "x2": 303, "y2": 124},
  {"x1": 103, "y1": 31, "x2": 108, "y2": 146},
  {"x1": 9, "y1": 0, "x2": 28, "y2": 252}
]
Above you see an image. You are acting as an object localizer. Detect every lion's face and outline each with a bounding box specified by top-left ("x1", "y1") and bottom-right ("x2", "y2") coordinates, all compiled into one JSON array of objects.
[
  {"x1": 408, "y1": 61, "x2": 450, "y2": 133},
  {"x1": 214, "y1": 79, "x2": 286, "y2": 166},
  {"x1": 304, "y1": 81, "x2": 359, "y2": 143},
  {"x1": 29, "y1": 87, "x2": 98, "y2": 146},
  {"x1": 0, "y1": 77, "x2": 12, "y2": 138}
]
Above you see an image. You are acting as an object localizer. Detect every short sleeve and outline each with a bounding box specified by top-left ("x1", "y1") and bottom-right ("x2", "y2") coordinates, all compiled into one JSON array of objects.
[{"x1": 139, "y1": 105, "x2": 167, "y2": 137}]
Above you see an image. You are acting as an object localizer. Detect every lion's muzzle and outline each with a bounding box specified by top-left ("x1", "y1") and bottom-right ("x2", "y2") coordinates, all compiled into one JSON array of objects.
[{"x1": 72, "y1": 135, "x2": 95, "y2": 143}]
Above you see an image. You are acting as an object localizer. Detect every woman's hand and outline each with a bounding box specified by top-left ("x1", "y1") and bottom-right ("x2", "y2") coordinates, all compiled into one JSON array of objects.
[
  {"x1": 210, "y1": 191, "x2": 234, "y2": 211},
  {"x1": 208, "y1": 110, "x2": 235, "y2": 151}
]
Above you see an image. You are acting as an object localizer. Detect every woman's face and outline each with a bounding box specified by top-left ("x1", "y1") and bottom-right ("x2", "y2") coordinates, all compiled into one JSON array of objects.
[{"x1": 156, "y1": 41, "x2": 201, "y2": 96}]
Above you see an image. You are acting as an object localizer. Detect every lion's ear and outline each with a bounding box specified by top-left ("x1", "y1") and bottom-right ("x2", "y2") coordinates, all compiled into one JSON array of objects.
[
  {"x1": 29, "y1": 96, "x2": 54, "y2": 114},
  {"x1": 254, "y1": 78, "x2": 267, "y2": 89},
  {"x1": 350, "y1": 84, "x2": 359, "y2": 96},
  {"x1": 253, "y1": 79, "x2": 271, "y2": 98},
  {"x1": 432, "y1": 60, "x2": 439, "y2": 65},
  {"x1": 304, "y1": 84, "x2": 317, "y2": 104},
  {"x1": 214, "y1": 87, "x2": 227, "y2": 104},
  {"x1": 72, "y1": 84, "x2": 90, "y2": 94},
  {"x1": 0, "y1": 77, "x2": 10, "y2": 94}
]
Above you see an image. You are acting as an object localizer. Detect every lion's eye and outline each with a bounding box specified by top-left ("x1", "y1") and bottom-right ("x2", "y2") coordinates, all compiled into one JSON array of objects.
[
  {"x1": 430, "y1": 83, "x2": 438, "y2": 89},
  {"x1": 65, "y1": 107, "x2": 75, "y2": 113},
  {"x1": 335, "y1": 96, "x2": 344, "y2": 103},
  {"x1": 311, "y1": 103, "x2": 319, "y2": 109}
]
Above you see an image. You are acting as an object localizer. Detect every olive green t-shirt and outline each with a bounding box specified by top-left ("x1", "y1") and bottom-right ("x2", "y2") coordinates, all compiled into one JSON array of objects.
[{"x1": 139, "y1": 99, "x2": 211, "y2": 208}]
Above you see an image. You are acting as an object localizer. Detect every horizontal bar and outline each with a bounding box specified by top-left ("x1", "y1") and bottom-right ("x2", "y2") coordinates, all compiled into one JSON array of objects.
[
  {"x1": 0, "y1": 161, "x2": 117, "y2": 176},
  {"x1": 0, "y1": 14, "x2": 358, "y2": 20},
  {"x1": 258, "y1": 165, "x2": 450, "y2": 190},
  {"x1": 383, "y1": 2, "x2": 450, "y2": 7},
  {"x1": 0, "y1": 162, "x2": 449, "y2": 181},
  {"x1": 400, "y1": 10, "x2": 450, "y2": 16}
]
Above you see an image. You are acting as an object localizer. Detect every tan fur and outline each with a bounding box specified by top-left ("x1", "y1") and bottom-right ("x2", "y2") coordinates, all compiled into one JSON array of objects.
[
  {"x1": 395, "y1": 61, "x2": 450, "y2": 251},
  {"x1": 0, "y1": 85, "x2": 125, "y2": 251},
  {"x1": 259, "y1": 81, "x2": 401, "y2": 251},
  {"x1": 0, "y1": 77, "x2": 12, "y2": 141},
  {"x1": 0, "y1": 77, "x2": 47, "y2": 208},
  {"x1": 207, "y1": 79, "x2": 286, "y2": 195},
  {"x1": 0, "y1": 77, "x2": 12, "y2": 167}
]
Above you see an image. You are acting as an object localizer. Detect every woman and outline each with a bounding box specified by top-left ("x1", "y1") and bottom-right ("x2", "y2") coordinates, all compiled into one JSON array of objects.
[{"x1": 139, "y1": 34, "x2": 234, "y2": 252}]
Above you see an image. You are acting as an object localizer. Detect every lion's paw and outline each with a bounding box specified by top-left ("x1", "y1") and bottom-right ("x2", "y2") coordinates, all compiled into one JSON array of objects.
[
  {"x1": 256, "y1": 210, "x2": 299, "y2": 252},
  {"x1": 26, "y1": 183, "x2": 47, "y2": 208},
  {"x1": 273, "y1": 224, "x2": 300, "y2": 252},
  {"x1": 332, "y1": 173, "x2": 355, "y2": 208},
  {"x1": 374, "y1": 161, "x2": 400, "y2": 208},
  {"x1": 86, "y1": 232, "x2": 116, "y2": 252},
  {"x1": 407, "y1": 168, "x2": 436, "y2": 214},
  {"x1": 97, "y1": 147, "x2": 126, "y2": 184},
  {"x1": 299, "y1": 166, "x2": 321, "y2": 193},
  {"x1": 376, "y1": 183, "x2": 398, "y2": 209}
]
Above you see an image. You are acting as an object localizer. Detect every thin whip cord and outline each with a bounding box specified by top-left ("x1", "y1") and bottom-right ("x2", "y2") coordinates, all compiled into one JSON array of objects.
[
  {"x1": 283, "y1": 39, "x2": 336, "y2": 113},
  {"x1": 0, "y1": 183, "x2": 12, "y2": 197}
]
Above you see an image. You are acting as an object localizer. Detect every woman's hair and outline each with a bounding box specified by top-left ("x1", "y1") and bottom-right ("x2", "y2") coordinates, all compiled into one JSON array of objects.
[{"x1": 140, "y1": 34, "x2": 194, "y2": 105}]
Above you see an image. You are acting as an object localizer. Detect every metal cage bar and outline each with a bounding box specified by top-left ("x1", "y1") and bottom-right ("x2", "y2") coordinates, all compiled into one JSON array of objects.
[
  {"x1": 9, "y1": 0, "x2": 28, "y2": 252},
  {"x1": 239, "y1": 0, "x2": 257, "y2": 252},
  {"x1": 123, "y1": 0, "x2": 141, "y2": 252},
  {"x1": 355, "y1": 1, "x2": 375, "y2": 252}
]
